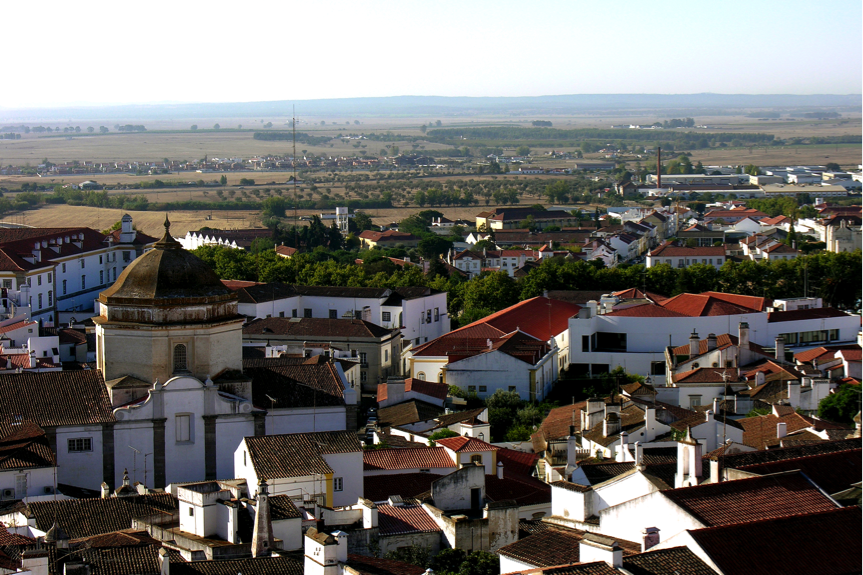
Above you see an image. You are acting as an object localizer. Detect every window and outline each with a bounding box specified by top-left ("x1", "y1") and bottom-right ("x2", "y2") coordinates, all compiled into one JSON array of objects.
[
  {"x1": 47, "y1": 273, "x2": 52, "y2": 283},
  {"x1": 468, "y1": 385, "x2": 476, "y2": 392},
  {"x1": 304, "y1": 308, "x2": 312, "y2": 318},
  {"x1": 79, "y1": 259, "x2": 85, "y2": 269},
  {"x1": 434, "y1": 308, "x2": 440, "y2": 321},
  {"x1": 100, "y1": 271, "x2": 104, "y2": 285},
  {"x1": 99, "y1": 255, "x2": 103, "y2": 264},
  {"x1": 62, "y1": 263, "x2": 66, "y2": 273},
  {"x1": 479, "y1": 386, "x2": 487, "y2": 392},
  {"x1": 829, "y1": 329, "x2": 839, "y2": 341},
  {"x1": 688, "y1": 395, "x2": 702, "y2": 409},
  {"x1": 176, "y1": 414, "x2": 192, "y2": 443},
  {"x1": 382, "y1": 311, "x2": 391, "y2": 322},
  {"x1": 189, "y1": 508, "x2": 194, "y2": 517},
  {"x1": 329, "y1": 309, "x2": 337, "y2": 319},
  {"x1": 68, "y1": 438, "x2": 92, "y2": 452},
  {"x1": 292, "y1": 309, "x2": 298, "y2": 318},
  {"x1": 595, "y1": 332, "x2": 627, "y2": 352},
  {"x1": 113, "y1": 268, "x2": 117, "y2": 281},
  {"x1": 62, "y1": 280, "x2": 67, "y2": 295},
  {"x1": 650, "y1": 361, "x2": 666, "y2": 376},
  {"x1": 359, "y1": 352, "x2": 368, "y2": 367},
  {"x1": 800, "y1": 330, "x2": 828, "y2": 345},
  {"x1": 780, "y1": 332, "x2": 799, "y2": 345},
  {"x1": 279, "y1": 311, "x2": 285, "y2": 318},
  {"x1": 173, "y1": 344, "x2": 188, "y2": 371},
  {"x1": 333, "y1": 477, "x2": 343, "y2": 492},
  {"x1": 37, "y1": 275, "x2": 42, "y2": 286},
  {"x1": 37, "y1": 294, "x2": 42, "y2": 309},
  {"x1": 508, "y1": 386, "x2": 516, "y2": 392},
  {"x1": 48, "y1": 291, "x2": 52, "y2": 307},
  {"x1": 582, "y1": 335, "x2": 590, "y2": 353},
  {"x1": 384, "y1": 349, "x2": 389, "y2": 362},
  {"x1": 360, "y1": 371, "x2": 367, "y2": 383},
  {"x1": 81, "y1": 275, "x2": 86, "y2": 290},
  {"x1": 470, "y1": 454, "x2": 483, "y2": 464},
  {"x1": 123, "y1": 252, "x2": 131, "y2": 262},
  {"x1": 416, "y1": 372, "x2": 426, "y2": 380},
  {"x1": 426, "y1": 310, "x2": 432, "y2": 324}
]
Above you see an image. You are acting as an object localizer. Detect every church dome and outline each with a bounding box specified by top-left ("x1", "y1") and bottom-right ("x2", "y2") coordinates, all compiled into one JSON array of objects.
[{"x1": 100, "y1": 216, "x2": 234, "y2": 306}]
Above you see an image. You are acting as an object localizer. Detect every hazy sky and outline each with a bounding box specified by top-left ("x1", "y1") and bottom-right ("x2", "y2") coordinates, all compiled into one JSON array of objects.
[{"x1": 4, "y1": 0, "x2": 861, "y2": 108}]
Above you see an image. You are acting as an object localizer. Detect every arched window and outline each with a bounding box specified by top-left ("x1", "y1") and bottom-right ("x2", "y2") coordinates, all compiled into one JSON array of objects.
[
  {"x1": 416, "y1": 372, "x2": 426, "y2": 381},
  {"x1": 438, "y1": 371, "x2": 444, "y2": 383},
  {"x1": 173, "y1": 344, "x2": 188, "y2": 372},
  {"x1": 470, "y1": 454, "x2": 483, "y2": 465},
  {"x1": 478, "y1": 433, "x2": 485, "y2": 441}
]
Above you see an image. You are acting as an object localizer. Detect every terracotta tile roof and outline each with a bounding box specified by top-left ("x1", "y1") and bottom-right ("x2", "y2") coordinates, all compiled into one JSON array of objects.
[
  {"x1": 655, "y1": 292, "x2": 764, "y2": 317},
  {"x1": 71, "y1": 529, "x2": 161, "y2": 548},
  {"x1": 363, "y1": 447, "x2": 455, "y2": 471},
  {"x1": 767, "y1": 307, "x2": 850, "y2": 323},
  {"x1": 686, "y1": 507, "x2": 861, "y2": 575},
  {"x1": 487, "y1": 474, "x2": 552, "y2": 506},
  {"x1": 621, "y1": 546, "x2": 716, "y2": 575},
  {"x1": 435, "y1": 436, "x2": 498, "y2": 452},
  {"x1": 497, "y1": 448, "x2": 540, "y2": 477},
  {"x1": 404, "y1": 378, "x2": 448, "y2": 401},
  {"x1": 672, "y1": 367, "x2": 741, "y2": 384},
  {"x1": 550, "y1": 480, "x2": 592, "y2": 493},
  {"x1": 0, "y1": 320, "x2": 36, "y2": 335},
  {"x1": 377, "y1": 400, "x2": 445, "y2": 427},
  {"x1": 430, "y1": 407, "x2": 487, "y2": 429},
  {"x1": 363, "y1": 473, "x2": 437, "y2": 502},
  {"x1": 838, "y1": 348, "x2": 862, "y2": 361},
  {"x1": 0, "y1": 421, "x2": 55, "y2": 470},
  {"x1": 498, "y1": 526, "x2": 641, "y2": 567},
  {"x1": 57, "y1": 545, "x2": 164, "y2": 575},
  {"x1": 532, "y1": 402, "x2": 587, "y2": 451},
  {"x1": 268, "y1": 495, "x2": 301, "y2": 520},
  {"x1": 358, "y1": 230, "x2": 419, "y2": 242},
  {"x1": 604, "y1": 304, "x2": 688, "y2": 318},
  {"x1": 671, "y1": 333, "x2": 768, "y2": 357},
  {"x1": 504, "y1": 561, "x2": 620, "y2": 575},
  {"x1": 244, "y1": 363, "x2": 346, "y2": 410},
  {"x1": 26, "y1": 494, "x2": 178, "y2": 538},
  {"x1": 243, "y1": 317, "x2": 396, "y2": 339},
  {"x1": 170, "y1": 555, "x2": 303, "y2": 575},
  {"x1": 582, "y1": 403, "x2": 646, "y2": 447},
  {"x1": 244, "y1": 431, "x2": 361, "y2": 479},
  {"x1": 377, "y1": 504, "x2": 441, "y2": 535},
  {"x1": 739, "y1": 411, "x2": 850, "y2": 449},
  {"x1": 661, "y1": 471, "x2": 839, "y2": 527},
  {"x1": 734, "y1": 448, "x2": 861, "y2": 494},
  {"x1": 346, "y1": 554, "x2": 425, "y2": 575},
  {"x1": 274, "y1": 245, "x2": 298, "y2": 257},
  {"x1": 0, "y1": 371, "x2": 114, "y2": 427},
  {"x1": 0, "y1": 522, "x2": 35, "y2": 545},
  {"x1": 412, "y1": 297, "x2": 579, "y2": 359},
  {"x1": 704, "y1": 208, "x2": 768, "y2": 219}
]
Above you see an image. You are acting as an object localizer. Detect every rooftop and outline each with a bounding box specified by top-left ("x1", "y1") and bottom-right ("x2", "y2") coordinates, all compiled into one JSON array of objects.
[{"x1": 245, "y1": 431, "x2": 362, "y2": 479}]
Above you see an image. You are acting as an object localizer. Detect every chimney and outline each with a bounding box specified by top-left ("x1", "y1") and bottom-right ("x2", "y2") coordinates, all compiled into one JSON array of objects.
[
  {"x1": 706, "y1": 333, "x2": 717, "y2": 351},
  {"x1": 252, "y1": 479, "x2": 274, "y2": 557},
  {"x1": 738, "y1": 322, "x2": 750, "y2": 351},
  {"x1": 656, "y1": 147, "x2": 662, "y2": 189},
  {"x1": 497, "y1": 461, "x2": 504, "y2": 479},
  {"x1": 777, "y1": 422, "x2": 787, "y2": 439},
  {"x1": 712, "y1": 397, "x2": 720, "y2": 414},
  {"x1": 634, "y1": 442, "x2": 645, "y2": 471},
  {"x1": 566, "y1": 425, "x2": 578, "y2": 469},
  {"x1": 616, "y1": 431, "x2": 628, "y2": 462},
  {"x1": 775, "y1": 335, "x2": 785, "y2": 361},
  {"x1": 580, "y1": 533, "x2": 623, "y2": 568},
  {"x1": 675, "y1": 428, "x2": 703, "y2": 488},
  {"x1": 641, "y1": 527, "x2": 660, "y2": 552},
  {"x1": 361, "y1": 499, "x2": 378, "y2": 528},
  {"x1": 158, "y1": 548, "x2": 170, "y2": 575},
  {"x1": 21, "y1": 550, "x2": 49, "y2": 575},
  {"x1": 689, "y1": 330, "x2": 700, "y2": 356},
  {"x1": 101, "y1": 482, "x2": 110, "y2": 498},
  {"x1": 710, "y1": 458, "x2": 721, "y2": 483}
]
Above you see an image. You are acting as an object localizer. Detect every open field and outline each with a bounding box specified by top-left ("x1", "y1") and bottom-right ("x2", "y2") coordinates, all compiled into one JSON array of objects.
[
  {"x1": 1, "y1": 114, "x2": 859, "y2": 169},
  {"x1": 0, "y1": 203, "x2": 537, "y2": 237}
]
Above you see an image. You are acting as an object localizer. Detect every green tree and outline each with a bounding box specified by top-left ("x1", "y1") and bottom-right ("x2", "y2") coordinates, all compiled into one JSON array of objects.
[
  {"x1": 516, "y1": 145, "x2": 530, "y2": 157},
  {"x1": 818, "y1": 385, "x2": 861, "y2": 424},
  {"x1": 825, "y1": 162, "x2": 841, "y2": 172},
  {"x1": 418, "y1": 236, "x2": 454, "y2": 260},
  {"x1": 261, "y1": 197, "x2": 287, "y2": 218},
  {"x1": 420, "y1": 124, "x2": 427, "y2": 134},
  {"x1": 351, "y1": 212, "x2": 373, "y2": 232},
  {"x1": 428, "y1": 429, "x2": 459, "y2": 444},
  {"x1": 220, "y1": 175, "x2": 228, "y2": 185}
]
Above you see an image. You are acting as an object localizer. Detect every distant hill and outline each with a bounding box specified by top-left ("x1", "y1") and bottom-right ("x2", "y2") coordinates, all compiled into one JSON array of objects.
[{"x1": 1, "y1": 93, "x2": 860, "y2": 122}]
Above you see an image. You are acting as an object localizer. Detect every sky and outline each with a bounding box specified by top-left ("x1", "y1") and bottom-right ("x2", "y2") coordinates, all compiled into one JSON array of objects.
[{"x1": 3, "y1": 0, "x2": 861, "y2": 109}]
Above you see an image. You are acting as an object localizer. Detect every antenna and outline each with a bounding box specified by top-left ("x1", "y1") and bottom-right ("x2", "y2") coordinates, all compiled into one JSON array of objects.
[
  {"x1": 293, "y1": 107, "x2": 299, "y2": 267},
  {"x1": 128, "y1": 445, "x2": 140, "y2": 484}
]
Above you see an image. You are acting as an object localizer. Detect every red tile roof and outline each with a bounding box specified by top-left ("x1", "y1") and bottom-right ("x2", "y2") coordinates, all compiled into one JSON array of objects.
[
  {"x1": 498, "y1": 526, "x2": 641, "y2": 567},
  {"x1": 658, "y1": 293, "x2": 763, "y2": 317},
  {"x1": 739, "y1": 411, "x2": 850, "y2": 449},
  {"x1": 605, "y1": 304, "x2": 688, "y2": 318},
  {"x1": 672, "y1": 368, "x2": 741, "y2": 384},
  {"x1": 404, "y1": 378, "x2": 448, "y2": 400},
  {"x1": 649, "y1": 243, "x2": 726, "y2": 257},
  {"x1": 363, "y1": 447, "x2": 455, "y2": 471},
  {"x1": 671, "y1": 333, "x2": 768, "y2": 357},
  {"x1": 686, "y1": 507, "x2": 861, "y2": 575},
  {"x1": 358, "y1": 230, "x2": 419, "y2": 242},
  {"x1": 0, "y1": 320, "x2": 36, "y2": 335},
  {"x1": 736, "y1": 448, "x2": 861, "y2": 494},
  {"x1": 497, "y1": 448, "x2": 540, "y2": 477},
  {"x1": 793, "y1": 345, "x2": 850, "y2": 364},
  {"x1": 662, "y1": 471, "x2": 839, "y2": 527},
  {"x1": 767, "y1": 307, "x2": 850, "y2": 323},
  {"x1": 435, "y1": 436, "x2": 498, "y2": 453},
  {"x1": 377, "y1": 504, "x2": 441, "y2": 535}
]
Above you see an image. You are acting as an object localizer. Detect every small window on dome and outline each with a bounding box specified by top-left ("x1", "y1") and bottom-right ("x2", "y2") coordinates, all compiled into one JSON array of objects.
[{"x1": 173, "y1": 344, "x2": 188, "y2": 372}]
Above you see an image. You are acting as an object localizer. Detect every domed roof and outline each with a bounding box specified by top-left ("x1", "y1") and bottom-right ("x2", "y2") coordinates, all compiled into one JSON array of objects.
[{"x1": 100, "y1": 216, "x2": 234, "y2": 305}]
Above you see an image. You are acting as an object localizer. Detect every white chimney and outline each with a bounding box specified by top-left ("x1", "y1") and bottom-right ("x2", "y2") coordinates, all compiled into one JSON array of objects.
[
  {"x1": 738, "y1": 322, "x2": 750, "y2": 350},
  {"x1": 777, "y1": 422, "x2": 787, "y2": 439},
  {"x1": 497, "y1": 461, "x2": 504, "y2": 479},
  {"x1": 775, "y1": 335, "x2": 785, "y2": 361},
  {"x1": 634, "y1": 441, "x2": 644, "y2": 471},
  {"x1": 566, "y1": 426, "x2": 578, "y2": 469},
  {"x1": 579, "y1": 534, "x2": 623, "y2": 568},
  {"x1": 706, "y1": 333, "x2": 717, "y2": 351},
  {"x1": 712, "y1": 397, "x2": 720, "y2": 414},
  {"x1": 689, "y1": 330, "x2": 700, "y2": 356}
]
